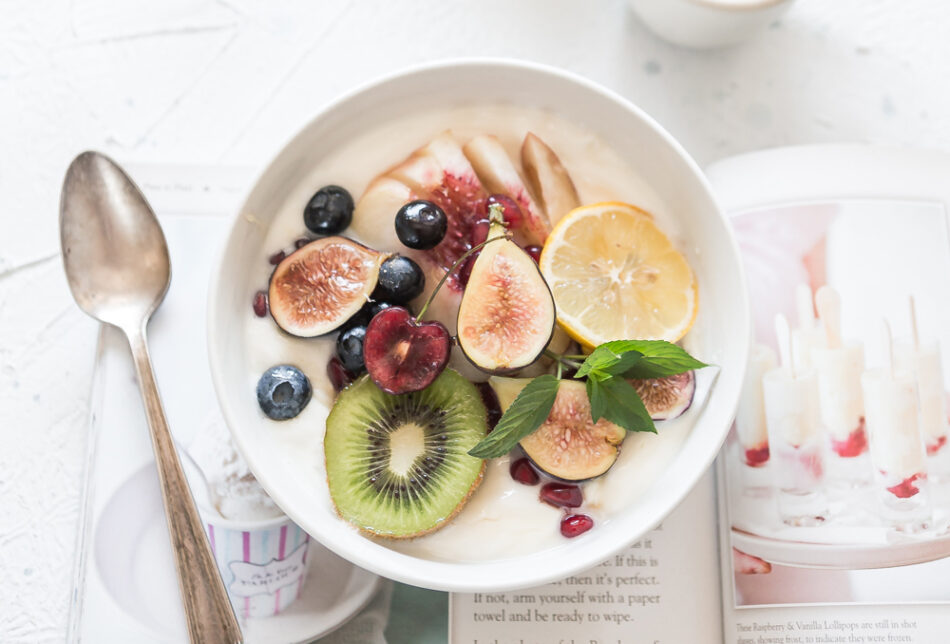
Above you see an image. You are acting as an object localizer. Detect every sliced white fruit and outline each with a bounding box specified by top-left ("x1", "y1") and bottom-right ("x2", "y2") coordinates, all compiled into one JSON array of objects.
[
  {"x1": 521, "y1": 132, "x2": 580, "y2": 226},
  {"x1": 463, "y1": 135, "x2": 550, "y2": 245},
  {"x1": 351, "y1": 177, "x2": 413, "y2": 252}
]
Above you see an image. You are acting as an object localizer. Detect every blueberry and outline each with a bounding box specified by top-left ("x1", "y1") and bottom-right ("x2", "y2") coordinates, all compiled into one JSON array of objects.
[
  {"x1": 395, "y1": 200, "x2": 447, "y2": 250},
  {"x1": 336, "y1": 325, "x2": 367, "y2": 374},
  {"x1": 373, "y1": 256, "x2": 425, "y2": 304},
  {"x1": 304, "y1": 185, "x2": 353, "y2": 235},
  {"x1": 256, "y1": 365, "x2": 312, "y2": 420}
]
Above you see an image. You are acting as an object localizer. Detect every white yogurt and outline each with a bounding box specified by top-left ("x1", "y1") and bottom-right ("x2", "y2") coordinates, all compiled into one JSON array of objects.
[
  {"x1": 862, "y1": 368, "x2": 927, "y2": 479},
  {"x1": 242, "y1": 105, "x2": 693, "y2": 561}
]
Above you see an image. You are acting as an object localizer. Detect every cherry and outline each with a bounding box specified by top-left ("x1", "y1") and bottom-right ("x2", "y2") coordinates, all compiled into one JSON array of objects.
[
  {"x1": 539, "y1": 482, "x2": 583, "y2": 509},
  {"x1": 252, "y1": 290, "x2": 268, "y2": 317},
  {"x1": 326, "y1": 356, "x2": 356, "y2": 392},
  {"x1": 268, "y1": 249, "x2": 286, "y2": 265},
  {"x1": 363, "y1": 307, "x2": 451, "y2": 394},
  {"x1": 476, "y1": 381, "x2": 502, "y2": 431},
  {"x1": 510, "y1": 457, "x2": 540, "y2": 485},
  {"x1": 524, "y1": 245, "x2": 542, "y2": 263},
  {"x1": 560, "y1": 514, "x2": 594, "y2": 538},
  {"x1": 486, "y1": 194, "x2": 524, "y2": 230},
  {"x1": 458, "y1": 252, "x2": 479, "y2": 287}
]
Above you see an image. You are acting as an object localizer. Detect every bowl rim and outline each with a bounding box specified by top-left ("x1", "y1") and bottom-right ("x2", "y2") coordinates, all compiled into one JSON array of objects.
[{"x1": 208, "y1": 56, "x2": 750, "y2": 592}]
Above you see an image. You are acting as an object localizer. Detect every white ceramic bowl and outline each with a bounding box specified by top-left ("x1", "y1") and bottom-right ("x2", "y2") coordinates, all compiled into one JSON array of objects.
[
  {"x1": 628, "y1": 0, "x2": 796, "y2": 49},
  {"x1": 208, "y1": 59, "x2": 749, "y2": 592}
]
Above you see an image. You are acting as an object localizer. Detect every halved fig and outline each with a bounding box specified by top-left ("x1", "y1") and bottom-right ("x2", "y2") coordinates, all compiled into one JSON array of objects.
[
  {"x1": 490, "y1": 378, "x2": 625, "y2": 481},
  {"x1": 462, "y1": 135, "x2": 551, "y2": 245},
  {"x1": 521, "y1": 132, "x2": 580, "y2": 226},
  {"x1": 456, "y1": 210, "x2": 556, "y2": 373},
  {"x1": 631, "y1": 371, "x2": 695, "y2": 421},
  {"x1": 268, "y1": 237, "x2": 386, "y2": 337}
]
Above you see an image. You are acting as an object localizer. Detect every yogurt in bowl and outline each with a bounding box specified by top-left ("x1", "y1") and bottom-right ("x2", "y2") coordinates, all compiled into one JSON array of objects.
[{"x1": 208, "y1": 59, "x2": 749, "y2": 591}]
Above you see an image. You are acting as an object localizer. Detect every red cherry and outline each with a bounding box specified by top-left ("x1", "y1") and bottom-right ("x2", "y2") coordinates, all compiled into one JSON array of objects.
[
  {"x1": 268, "y1": 249, "x2": 286, "y2": 265},
  {"x1": 252, "y1": 290, "x2": 268, "y2": 317},
  {"x1": 524, "y1": 245, "x2": 542, "y2": 263},
  {"x1": 487, "y1": 194, "x2": 524, "y2": 230},
  {"x1": 458, "y1": 252, "x2": 479, "y2": 287},
  {"x1": 560, "y1": 514, "x2": 594, "y2": 538},
  {"x1": 510, "y1": 458, "x2": 540, "y2": 485},
  {"x1": 326, "y1": 356, "x2": 356, "y2": 392},
  {"x1": 539, "y1": 482, "x2": 583, "y2": 508},
  {"x1": 363, "y1": 307, "x2": 451, "y2": 394}
]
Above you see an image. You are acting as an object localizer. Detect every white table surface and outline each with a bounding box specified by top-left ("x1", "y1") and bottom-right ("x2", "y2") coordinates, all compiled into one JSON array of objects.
[{"x1": 3, "y1": 1, "x2": 950, "y2": 641}]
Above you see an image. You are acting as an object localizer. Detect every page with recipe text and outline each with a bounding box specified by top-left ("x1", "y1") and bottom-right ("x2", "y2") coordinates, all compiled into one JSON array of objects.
[{"x1": 449, "y1": 470, "x2": 724, "y2": 644}]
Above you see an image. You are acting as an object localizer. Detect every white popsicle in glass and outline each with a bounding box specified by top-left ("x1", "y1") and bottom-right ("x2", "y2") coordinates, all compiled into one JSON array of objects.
[
  {"x1": 791, "y1": 284, "x2": 826, "y2": 371},
  {"x1": 735, "y1": 343, "x2": 777, "y2": 468}
]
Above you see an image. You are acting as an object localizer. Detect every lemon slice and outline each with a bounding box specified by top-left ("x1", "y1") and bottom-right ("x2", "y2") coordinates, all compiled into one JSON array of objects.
[{"x1": 538, "y1": 202, "x2": 697, "y2": 348}]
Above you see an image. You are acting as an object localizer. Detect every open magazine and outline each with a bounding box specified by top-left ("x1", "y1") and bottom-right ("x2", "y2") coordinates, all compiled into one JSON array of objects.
[{"x1": 450, "y1": 146, "x2": 950, "y2": 644}]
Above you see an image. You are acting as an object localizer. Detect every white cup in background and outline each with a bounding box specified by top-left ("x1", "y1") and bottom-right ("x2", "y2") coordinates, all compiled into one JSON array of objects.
[{"x1": 627, "y1": 0, "x2": 796, "y2": 49}]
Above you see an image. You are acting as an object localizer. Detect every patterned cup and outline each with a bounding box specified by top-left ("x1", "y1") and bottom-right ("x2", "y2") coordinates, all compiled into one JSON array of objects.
[{"x1": 203, "y1": 512, "x2": 311, "y2": 619}]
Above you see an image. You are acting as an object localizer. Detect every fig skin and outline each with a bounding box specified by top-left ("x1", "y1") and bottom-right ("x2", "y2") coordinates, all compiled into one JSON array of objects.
[
  {"x1": 631, "y1": 371, "x2": 695, "y2": 421},
  {"x1": 491, "y1": 377, "x2": 625, "y2": 481},
  {"x1": 268, "y1": 236, "x2": 387, "y2": 338},
  {"x1": 456, "y1": 216, "x2": 557, "y2": 375}
]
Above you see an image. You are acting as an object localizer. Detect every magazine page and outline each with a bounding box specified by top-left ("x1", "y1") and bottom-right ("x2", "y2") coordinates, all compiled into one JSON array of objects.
[
  {"x1": 450, "y1": 470, "x2": 723, "y2": 644},
  {"x1": 718, "y1": 199, "x2": 950, "y2": 643}
]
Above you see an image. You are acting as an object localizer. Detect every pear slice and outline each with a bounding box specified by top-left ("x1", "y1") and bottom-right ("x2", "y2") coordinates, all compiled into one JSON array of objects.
[
  {"x1": 521, "y1": 132, "x2": 580, "y2": 226},
  {"x1": 456, "y1": 208, "x2": 556, "y2": 373}
]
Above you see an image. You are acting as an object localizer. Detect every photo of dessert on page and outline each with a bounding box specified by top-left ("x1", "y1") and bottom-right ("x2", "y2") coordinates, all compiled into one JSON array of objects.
[{"x1": 723, "y1": 199, "x2": 950, "y2": 607}]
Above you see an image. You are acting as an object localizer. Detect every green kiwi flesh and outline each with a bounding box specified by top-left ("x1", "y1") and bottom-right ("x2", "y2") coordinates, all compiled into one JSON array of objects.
[{"x1": 324, "y1": 368, "x2": 488, "y2": 538}]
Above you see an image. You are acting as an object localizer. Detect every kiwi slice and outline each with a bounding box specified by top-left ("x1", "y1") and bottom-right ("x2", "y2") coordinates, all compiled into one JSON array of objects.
[{"x1": 325, "y1": 368, "x2": 487, "y2": 538}]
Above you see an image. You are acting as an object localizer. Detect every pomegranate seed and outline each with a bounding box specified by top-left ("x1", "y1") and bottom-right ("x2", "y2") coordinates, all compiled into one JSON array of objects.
[
  {"x1": 458, "y1": 252, "x2": 479, "y2": 287},
  {"x1": 294, "y1": 237, "x2": 311, "y2": 249},
  {"x1": 268, "y1": 249, "x2": 286, "y2": 265},
  {"x1": 475, "y1": 382, "x2": 502, "y2": 431},
  {"x1": 539, "y1": 482, "x2": 582, "y2": 508},
  {"x1": 560, "y1": 514, "x2": 594, "y2": 538},
  {"x1": 487, "y1": 194, "x2": 524, "y2": 229},
  {"x1": 524, "y1": 245, "x2": 542, "y2": 263},
  {"x1": 510, "y1": 457, "x2": 540, "y2": 485},
  {"x1": 252, "y1": 290, "x2": 268, "y2": 317},
  {"x1": 326, "y1": 356, "x2": 356, "y2": 392}
]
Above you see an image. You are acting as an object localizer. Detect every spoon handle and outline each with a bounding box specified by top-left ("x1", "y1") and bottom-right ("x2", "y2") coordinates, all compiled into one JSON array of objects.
[{"x1": 127, "y1": 329, "x2": 243, "y2": 644}]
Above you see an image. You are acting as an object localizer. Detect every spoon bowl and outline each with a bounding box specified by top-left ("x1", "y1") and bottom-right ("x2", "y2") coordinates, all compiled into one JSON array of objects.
[{"x1": 60, "y1": 151, "x2": 170, "y2": 331}]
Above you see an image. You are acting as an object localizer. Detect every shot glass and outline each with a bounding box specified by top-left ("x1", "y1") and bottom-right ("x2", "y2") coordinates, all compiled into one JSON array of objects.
[
  {"x1": 204, "y1": 512, "x2": 312, "y2": 619},
  {"x1": 735, "y1": 345, "x2": 776, "y2": 494},
  {"x1": 897, "y1": 341, "x2": 950, "y2": 479},
  {"x1": 812, "y1": 344, "x2": 871, "y2": 487},
  {"x1": 862, "y1": 368, "x2": 932, "y2": 533},
  {"x1": 763, "y1": 368, "x2": 828, "y2": 526}
]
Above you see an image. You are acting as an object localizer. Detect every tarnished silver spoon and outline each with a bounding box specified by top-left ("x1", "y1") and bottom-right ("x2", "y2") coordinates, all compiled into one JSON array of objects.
[{"x1": 60, "y1": 151, "x2": 242, "y2": 644}]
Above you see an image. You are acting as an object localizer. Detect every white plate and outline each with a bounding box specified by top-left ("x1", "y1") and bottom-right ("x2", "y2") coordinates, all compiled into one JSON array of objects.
[{"x1": 208, "y1": 59, "x2": 750, "y2": 591}]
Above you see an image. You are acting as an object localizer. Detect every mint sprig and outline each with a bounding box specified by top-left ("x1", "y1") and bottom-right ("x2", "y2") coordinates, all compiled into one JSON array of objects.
[{"x1": 468, "y1": 340, "x2": 706, "y2": 459}]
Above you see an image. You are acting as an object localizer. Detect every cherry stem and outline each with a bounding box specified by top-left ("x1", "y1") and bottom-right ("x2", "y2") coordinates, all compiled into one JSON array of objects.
[
  {"x1": 543, "y1": 349, "x2": 584, "y2": 370},
  {"x1": 414, "y1": 234, "x2": 509, "y2": 322}
]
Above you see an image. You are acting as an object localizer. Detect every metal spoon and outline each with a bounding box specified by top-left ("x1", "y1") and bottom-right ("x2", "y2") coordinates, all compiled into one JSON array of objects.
[{"x1": 60, "y1": 151, "x2": 243, "y2": 644}]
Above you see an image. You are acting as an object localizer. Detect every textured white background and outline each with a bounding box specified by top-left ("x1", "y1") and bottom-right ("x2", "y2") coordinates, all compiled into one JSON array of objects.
[{"x1": 2, "y1": 0, "x2": 950, "y2": 641}]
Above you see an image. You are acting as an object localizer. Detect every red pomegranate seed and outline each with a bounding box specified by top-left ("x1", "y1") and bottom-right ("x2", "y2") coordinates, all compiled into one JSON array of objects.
[
  {"x1": 268, "y1": 250, "x2": 286, "y2": 265},
  {"x1": 294, "y1": 238, "x2": 311, "y2": 249},
  {"x1": 539, "y1": 482, "x2": 582, "y2": 508},
  {"x1": 560, "y1": 514, "x2": 594, "y2": 538},
  {"x1": 326, "y1": 356, "x2": 356, "y2": 392},
  {"x1": 487, "y1": 194, "x2": 524, "y2": 229},
  {"x1": 252, "y1": 290, "x2": 268, "y2": 317},
  {"x1": 524, "y1": 245, "x2": 542, "y2": 263},
  {"x1": 510, "y1": 457, "x2": 540, "y2": 485}
]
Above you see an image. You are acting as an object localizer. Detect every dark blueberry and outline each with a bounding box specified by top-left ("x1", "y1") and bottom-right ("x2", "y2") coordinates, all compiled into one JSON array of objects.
[
  {"x1": 256, "y1": 365, "x2": 312, "y2": 420},
  {"x1": 304, "y1": 185, "x2": 354, "y2": 235},
  {"x1": 395, "y1": 200, "x2": 447, "y2": 250},
  {"x1": 336, "y1": 325, "x2": 367, "y2": 374},
  {"x1": 373, "y1": 255, "x2": 425, "y2": 304},
  {"x1": 252, "y1": 290, "x2": 268, "y2": 317}
]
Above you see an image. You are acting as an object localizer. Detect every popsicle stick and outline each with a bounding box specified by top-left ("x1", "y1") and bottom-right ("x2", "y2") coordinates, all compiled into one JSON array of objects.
[
  {"x1": 775, "y1": 313, "x2": 795, "y2": 378},
  {"x1": 815, "y1": 285, "x2": 842, "y2": 349},
  {"x1": 795, "y1": 284, "x2": 815, "y2": 330},
  {"x1": 909, "y1": 295, "x2": 920, "y2": 350},
  {"x1": 882, "y1": 319, "x2": 894, "y2": 379}
]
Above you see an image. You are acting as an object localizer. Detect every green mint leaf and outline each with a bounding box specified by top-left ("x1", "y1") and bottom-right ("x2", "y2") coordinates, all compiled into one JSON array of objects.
[
  {"x1": 599, "y1": 340, "x2": 707, "y2": 379},
  {"x1": 589, "y1": 377, "x2": 656, "y2": 433},
  {"x1": 468, "y1": 375, "x2": 560, "y2": 459},
  {"x1": 575, "y1": 345, "x2": 644, "y2": 379}
]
